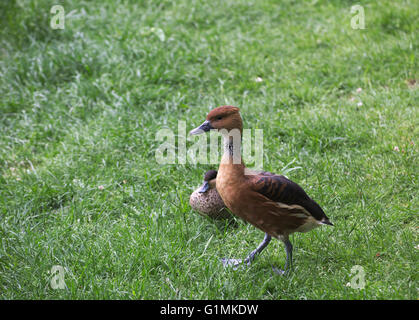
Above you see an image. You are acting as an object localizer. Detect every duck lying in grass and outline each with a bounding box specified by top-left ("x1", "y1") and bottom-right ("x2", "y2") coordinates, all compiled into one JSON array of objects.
[
  {"x1": 190, "y1": 169, "x2": 275, "y2": 219},
  {"x1": 189, "y1": 106, "x2": 333, "y2": 274},
  {"x1": 189, "y1": 170, "x2": 231, "y2": 220}
]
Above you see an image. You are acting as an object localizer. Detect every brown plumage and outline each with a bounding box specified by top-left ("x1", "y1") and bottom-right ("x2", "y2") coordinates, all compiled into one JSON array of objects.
[{"x1": 190, "y1": 105, "x2": 333, "y2": 274}]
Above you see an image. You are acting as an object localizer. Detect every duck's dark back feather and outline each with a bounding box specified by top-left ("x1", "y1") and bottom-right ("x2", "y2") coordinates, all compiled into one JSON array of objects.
[{"x1": 251, "y1": 174, "x2": 331, "y2": 223}]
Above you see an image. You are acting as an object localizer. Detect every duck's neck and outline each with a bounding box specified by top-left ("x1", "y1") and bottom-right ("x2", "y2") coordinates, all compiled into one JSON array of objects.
[{"x1": 219, "y1": 133, "x2": 245, "y2": 176}]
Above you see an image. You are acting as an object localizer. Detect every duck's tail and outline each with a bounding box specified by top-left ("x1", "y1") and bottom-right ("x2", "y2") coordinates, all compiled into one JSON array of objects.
[
  {"x1": 320, "y1": 218, "x2": 334, "y2": 226},
  {"x1": 304, "y1": 198, "x2": 333, "y2": 226}
]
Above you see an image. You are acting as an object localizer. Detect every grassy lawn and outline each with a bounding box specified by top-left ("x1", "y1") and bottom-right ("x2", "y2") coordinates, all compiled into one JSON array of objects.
[{"x1": 0, "y1": 0, "x2": 418, "y2": 299}]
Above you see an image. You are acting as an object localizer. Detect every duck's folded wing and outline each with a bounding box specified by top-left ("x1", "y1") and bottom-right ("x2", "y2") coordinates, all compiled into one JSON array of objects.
[
  {"x1": 250, "y1": 174, "x2": 331, "y2": 224},
  {"x1": 243, "y1": 191, "x2": 319, "y2": 236}
]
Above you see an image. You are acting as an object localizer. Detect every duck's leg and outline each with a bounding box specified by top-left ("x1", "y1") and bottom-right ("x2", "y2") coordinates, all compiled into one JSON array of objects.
[
  {"x1": 272, "y1": 238, "x2": 293, "y2": 275},
  {"x1": 244, "y1": 233, "x2": 272, "y2": 265},
  {"x1": 222, "y1": 233, "x2": 271, "y2": 269}
]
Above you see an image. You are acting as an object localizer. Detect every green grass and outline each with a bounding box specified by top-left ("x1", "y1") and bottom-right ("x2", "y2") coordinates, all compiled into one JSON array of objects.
[{"x1": 0, "y1": 0, "x2": 418, "y2": 299}]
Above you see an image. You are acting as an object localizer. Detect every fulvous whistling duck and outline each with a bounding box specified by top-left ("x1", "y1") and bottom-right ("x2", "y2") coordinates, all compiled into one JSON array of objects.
[
  {"x1": 189, "y1": 170, "x2": 231, "y2": 219},
  {"x1": 189, "y1": 106, "x2": 333, "y2": 274}
]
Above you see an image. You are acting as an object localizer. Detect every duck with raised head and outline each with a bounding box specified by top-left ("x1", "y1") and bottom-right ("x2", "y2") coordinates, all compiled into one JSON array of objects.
[{"x1": 189, "y1": 106, "x2": 333, "y2": 274}]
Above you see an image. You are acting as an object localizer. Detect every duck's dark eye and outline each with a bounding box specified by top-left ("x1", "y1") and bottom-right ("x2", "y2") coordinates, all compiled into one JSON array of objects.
[{"x1": 217, "y1": 116, "x2": 222, "y2": 120}]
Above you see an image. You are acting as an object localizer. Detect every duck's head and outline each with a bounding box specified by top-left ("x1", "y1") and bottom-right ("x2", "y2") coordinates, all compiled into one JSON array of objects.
[
  {"x1": 203, "y1": 169, "x2": 218, "y2": 182},
  {"x1": 189, "y1": 106, "x2": 242, "y2": 136},
  {"x1": 198, "y1": 170, "x2": 218, "y2": 193}
]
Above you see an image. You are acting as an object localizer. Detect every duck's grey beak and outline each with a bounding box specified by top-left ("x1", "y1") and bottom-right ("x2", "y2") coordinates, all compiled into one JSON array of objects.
[
  {"x1": 198, "y1": 181, "x2": 210, "y2": 193},
  {"x1": 189, "y1": 120, "x2": 213, "y2": 135}
]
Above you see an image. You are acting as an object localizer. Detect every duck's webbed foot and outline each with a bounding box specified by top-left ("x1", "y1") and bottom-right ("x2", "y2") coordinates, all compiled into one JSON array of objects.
[
  {"x1": 222, "y1": 233, "x2": 272, "y2": 270},
  {"x1": 221, "y1": 258, "x2": 243, "y2": 270}
]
